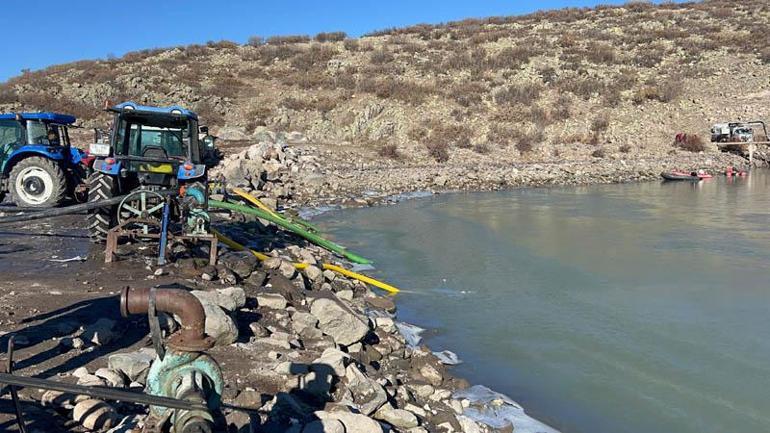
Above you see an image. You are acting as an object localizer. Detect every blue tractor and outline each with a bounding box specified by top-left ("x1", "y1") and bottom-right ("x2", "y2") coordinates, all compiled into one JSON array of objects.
[
  {"x1": 87, "y1": 102, "x2": 219, "y2": 242},
  {"x1": 0, "y1": 112, "x2": 89, "y2": 207}
]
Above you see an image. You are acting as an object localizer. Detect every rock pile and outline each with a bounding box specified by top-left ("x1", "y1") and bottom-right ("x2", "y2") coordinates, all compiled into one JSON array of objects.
[
  {"x1": 39, "y1": 238, "x2": 552, "y2": 433},
  {"x1": 211, "y1": 137, "x2": 323, "y2": 209}
]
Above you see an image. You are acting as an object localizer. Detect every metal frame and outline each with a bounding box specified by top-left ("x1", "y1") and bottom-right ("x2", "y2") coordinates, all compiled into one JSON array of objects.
[{"x1": 105, "y1": 218, "x2": 218, "y2": 265}]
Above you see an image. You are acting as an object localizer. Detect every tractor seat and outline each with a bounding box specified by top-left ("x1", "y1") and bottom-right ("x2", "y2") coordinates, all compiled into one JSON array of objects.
[{"x1": 142, "y1": 146, "x2": 169, "y2": 160}]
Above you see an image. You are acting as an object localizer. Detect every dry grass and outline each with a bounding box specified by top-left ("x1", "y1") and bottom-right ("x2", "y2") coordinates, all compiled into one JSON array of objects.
[
  {"x1": 315, "y1": 32, "x2": 347, "y2": 43},
  {"x1": 267, "y1": 35, "x2": 311, "y2": 45},
  {"x1": 674, "y1": 133, "x2": 706, "y2": 152},
  {"x1": 377, "y1": 142, "x2": 403, "y2": 160}
]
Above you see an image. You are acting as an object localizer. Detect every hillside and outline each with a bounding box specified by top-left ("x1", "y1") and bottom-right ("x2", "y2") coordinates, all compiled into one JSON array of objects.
[{"x1": 0, "y1": 0, "x2": 766, "y2": 201}]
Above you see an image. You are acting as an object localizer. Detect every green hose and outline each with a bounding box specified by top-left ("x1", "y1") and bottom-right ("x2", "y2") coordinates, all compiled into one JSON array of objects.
[{"x1": 208, "y1": 199, "x2": 372, "y2": 265}]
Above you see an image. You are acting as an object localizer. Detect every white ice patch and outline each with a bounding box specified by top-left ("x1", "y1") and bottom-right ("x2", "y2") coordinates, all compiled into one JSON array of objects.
[
  {"x1": 454, "y1": 385, "x2": 560, "y2": 433},
  {"x1": 395, "y1": 322, "x2": 425, "y2": 347},
  {"x1": 433, "y1": 350, "x2": 462, "y2": 365}
]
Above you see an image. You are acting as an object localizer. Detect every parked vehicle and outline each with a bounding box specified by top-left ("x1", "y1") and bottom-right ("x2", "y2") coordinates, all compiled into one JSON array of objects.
[
  {"x1": 86, "y1": 102, "x2": 219, "y2": 241},
  {"x1": 711, "y1": 121, "x2": 767, "y2": 143},
  {"x1": 0, "y1": 112, "x2": 91, "y2": 207}
]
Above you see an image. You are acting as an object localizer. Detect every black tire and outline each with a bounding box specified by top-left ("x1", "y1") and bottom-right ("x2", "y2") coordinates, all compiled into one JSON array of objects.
[
  {"x1": 9, "y1": 156, "x2": 67, "y2": 208},
  {"x1": 87, "y1": 172, "x2": 117, "y2": 243}
]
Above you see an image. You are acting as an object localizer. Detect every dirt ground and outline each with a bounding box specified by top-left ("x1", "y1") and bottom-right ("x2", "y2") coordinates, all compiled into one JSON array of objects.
[{"x1": 0, "y1": 204, "x2": 256, "y2": 432}]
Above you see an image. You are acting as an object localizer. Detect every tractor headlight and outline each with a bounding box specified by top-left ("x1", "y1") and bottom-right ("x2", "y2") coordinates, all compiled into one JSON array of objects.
[{"x1": 89, "y1": 142, "x2": 111, "y2": 156}]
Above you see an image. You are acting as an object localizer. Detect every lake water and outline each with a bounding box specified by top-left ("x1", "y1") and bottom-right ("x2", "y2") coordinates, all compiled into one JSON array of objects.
[{"x1": 315, "y1": 172, "x2": 770, "y2": 433}]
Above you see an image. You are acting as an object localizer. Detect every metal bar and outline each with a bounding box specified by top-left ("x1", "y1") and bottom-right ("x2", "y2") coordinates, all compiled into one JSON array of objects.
[
  {"x1": 0, "y1": 373, "x2": 208, "y2": 412},
  {"x1": 6, "y1": 338, "x2": 27, "y2": 433},
  {"x1": 158, "y1": 200, "x2": 171, "y2": 266}
]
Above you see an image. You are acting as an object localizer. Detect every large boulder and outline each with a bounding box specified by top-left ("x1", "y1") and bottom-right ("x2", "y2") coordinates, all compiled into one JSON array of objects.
[
  {"x1": 108, "y1": 349, "x2": 155, "y2": 383},
  {"x1": 196, "y1": 299, "x2": 239, "y2": 346},
  {"x1": 374, "y1": 406, "x2": 420, "y2": 429},
  {"x1": 344, "y1": 364, "x2": 387, "y2": 416},
  {"x1": 315, "y1": 411, "x2": 383, "y2": 433},
  {"x1": 310, "y1": 298, "x2": 369, "y2": 346}
]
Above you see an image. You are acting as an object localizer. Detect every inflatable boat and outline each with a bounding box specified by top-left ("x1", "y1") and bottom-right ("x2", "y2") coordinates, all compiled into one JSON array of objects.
[{"x1": 661, "y1": 171, "x2": 702, "y2": 181}]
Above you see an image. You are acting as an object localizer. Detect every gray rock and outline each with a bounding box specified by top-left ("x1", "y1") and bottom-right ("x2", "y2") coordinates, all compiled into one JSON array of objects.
[
  {"x1": 82, "y1": 318, "x2": 120, "y2": 346},
  {"x1": 73, "y1": 399, "x2": 118, "y2": 431},
  {"x1": 312, "y1": 348, "x2": 350, "y2": 377},
  {"x1": 419, "y1": 364, "x2": 444, "y2": 386},
  {"x1": 374, "y1": 406, "x2": 420, "y2": 429},
  {"x1": 77, "y1": 374, "x2": 106, "y2": 387},
  {"x1": 304, "y1": 265, "x2": 323, "y2": 282},
  {"x1": 257, "y1": 293, "x2": 288, "y2": 310},
  {"x1": 219, "y1": 251, "x2": 258, "y2": 278},
  {"x1": 192, "y1": 287, "x2": 246, "y2": 312},
  {"x1": 345, "y1": 364, "x2": 388, "y2": 415},
  {"x1": 310, "y1": 298, "x2": 369, "y2": 346},
  {"x1": 95, "y1": 368, "x2": 126, "y2": 388},
  {"x1": 200, "y1": 301, "x2": 239, "y2": 345},
  {"x1": 279, "y1": 261, "x2": 298, "y2": 279},
  {"x1": 108, "y1": 349, "x2": 155, "y2": 382},
  {"x1": 316, "y1": 411, "x2": 384, "y2": 433},
  {"x1": 263, "y1": 257, "x2": 282, "y2": 270},
  {"x1": 302, "y1": 419, "x2": 345, "y2": 433}
]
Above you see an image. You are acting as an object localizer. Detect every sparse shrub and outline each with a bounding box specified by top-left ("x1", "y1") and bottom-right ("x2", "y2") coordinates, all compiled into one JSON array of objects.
[
  {"x1": 450, "y1": 81, "x2": 485, "y2": 107},
  {"x1": 551, "y1": 95, "x2": 572, "y2": 121},
  {"x1": 591, "y1": 114, "x2": 610, "y2": 133},
  {"x1": 530, "y1": 106, "x2": 551, "y2": 127},
  {"x1": 473, "y1": 143, "x2": 490, "y2": 154},
  {"x1": 245, "y1": 106, "x2": 273, "y2": 131},
  {"x1": 247, "y1": 36, "x2": 265, "y2": 47},
  {"x1": 213, "y1": 76, "x2": 243, "y2": 98},
  {"x1": 591, "y1": 148, "x2": 606, "y2": 158},
  {"x1": 267, "y1": 35, "x2": 311, "y2": 45},
  {"x1": 712, "y1": 7, "x2": 734, "y2": 18},
  {"x1": 586, "y1": 42, "x2": 617, "y2": 64},
  {"x1": 207, "y1": 40, "x2": 238, "y2": 49},
  {"x1": 343, "y1": 39, "x2": 360, "y2": 51},
  {"x1": 193, "y1": 100, "x2": 224, "y2": 125},
  {"x1": 315, "y1": 32, "x2": 347, "y2": 42},
  {"x1": 370, "y1": 49, "x2": 395, "y2": 64},
  {"x1": 488, "y1": 46, "x2": 536, "y2": 69},
  {"x1": 674, "y1": 133, "x2": 705, "y2": 152},
  {"x1": 557, "y1": 77, "x2": 605, "y2": 100},
  {"x1": 0, "y1": 86, "x2": 17, "y2": 104},
  {"x1": 357, "y1": 77, "x2": 434, "y2": 105},
  {"x1": 290, "y1": 45, "x2": 337, "y2": 71},
  {"x1": 632, "y1": 77, "x2": 681, "y2": 104},
  {"x1": 493, "y1": 82, "x2": 543, "y2": 106},
  {"x1": 516, "y1": 131, "x2": 543, "y2": 154},
  {"x1": 425, "y1": 138, "x2": 450, "y2": 162},
  {"x1": 378, "y1": 142, "x2": 402, "y2": 160},
  {"x1": 619, "y1": 144, "x2": 631, "y2": 153},
  {"x1": 539, "y1": 66, "x2": 557, "y2": 84}
]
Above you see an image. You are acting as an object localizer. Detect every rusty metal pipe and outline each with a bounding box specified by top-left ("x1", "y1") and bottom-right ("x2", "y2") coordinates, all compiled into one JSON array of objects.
[{"x1": 120, "y1": 287, "x2": 214, "y2": 352}]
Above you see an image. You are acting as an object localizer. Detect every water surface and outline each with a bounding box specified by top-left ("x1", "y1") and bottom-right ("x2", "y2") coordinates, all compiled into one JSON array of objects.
[{"x1": 316, "y1": 172, "x2": 770, "y2": 433}]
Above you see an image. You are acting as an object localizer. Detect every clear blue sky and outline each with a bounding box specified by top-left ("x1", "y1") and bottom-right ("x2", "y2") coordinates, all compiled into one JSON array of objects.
[{"x1": 1, "y1": 0, "x2": 673, "y2": 82}]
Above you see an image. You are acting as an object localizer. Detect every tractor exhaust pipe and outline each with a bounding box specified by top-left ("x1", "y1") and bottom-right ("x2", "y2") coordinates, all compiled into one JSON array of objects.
[{"x1": 120, "y1": 287, "x2": 214, "y2": 352}]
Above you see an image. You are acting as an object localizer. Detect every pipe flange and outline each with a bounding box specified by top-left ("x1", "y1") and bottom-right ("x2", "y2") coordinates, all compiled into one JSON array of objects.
[{"x1": 167, "y1": 334, "x2": 215, "y2": 352}]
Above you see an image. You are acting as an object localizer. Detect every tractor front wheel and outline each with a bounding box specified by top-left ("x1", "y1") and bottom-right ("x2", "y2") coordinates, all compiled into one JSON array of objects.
[
  {"x1": 9, "y1": 157, "x2": 67, "y2": 208},
  {"x1": 87, "y1": 172, "x2": 117, "y2": 243}
]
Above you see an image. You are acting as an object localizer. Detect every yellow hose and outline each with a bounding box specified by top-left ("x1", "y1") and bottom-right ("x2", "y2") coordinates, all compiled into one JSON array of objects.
[
  {"x1": 231, "y1": 188, "x2": 282, "y2": 220},
  {"x1": 212, "y1": 229, "x2": 400, "y2": 294}
]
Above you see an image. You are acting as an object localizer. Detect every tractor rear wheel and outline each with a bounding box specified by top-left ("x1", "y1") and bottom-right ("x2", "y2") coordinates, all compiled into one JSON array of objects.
[
  {"x1": 9, "y1": 157, "x2": 67, "y2": 208},
  {"x1": 87, "y1": 172, "x2": 117, "y2": 243}
]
